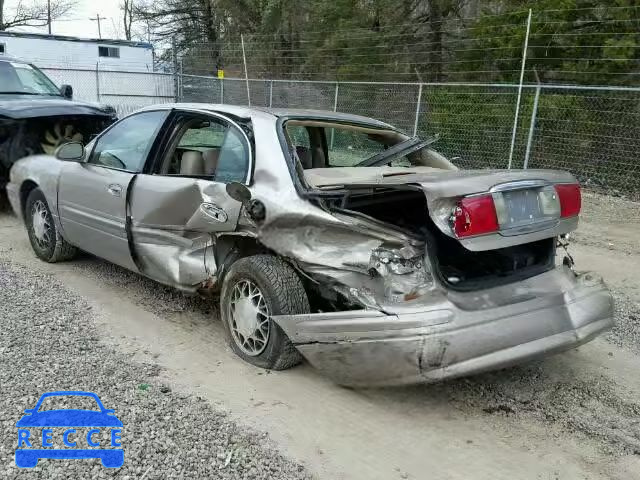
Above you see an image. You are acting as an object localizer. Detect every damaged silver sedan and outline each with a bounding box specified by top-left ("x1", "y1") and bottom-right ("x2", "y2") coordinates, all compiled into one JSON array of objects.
[{"x1": 7, "y1": 104, "x2": 614, "y2": 386}]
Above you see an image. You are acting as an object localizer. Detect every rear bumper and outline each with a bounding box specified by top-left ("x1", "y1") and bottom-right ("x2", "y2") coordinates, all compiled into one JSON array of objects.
[{"x1": 273, "y1": 269, "x2": 614, "y2": 387}]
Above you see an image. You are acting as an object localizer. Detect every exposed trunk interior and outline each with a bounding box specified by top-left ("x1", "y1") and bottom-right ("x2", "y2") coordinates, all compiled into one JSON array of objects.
[{"x1": 332, "y1": 187, "x2": 556, "y2": 291}]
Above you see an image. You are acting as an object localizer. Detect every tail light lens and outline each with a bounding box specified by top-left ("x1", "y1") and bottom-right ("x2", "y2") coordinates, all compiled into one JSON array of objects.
[
  {"x1": 453, "y1": 195, "x2": 499, "y2": 238},
  {"x1": 555, "y1": 183, "x2": 581, "y2": 217}
]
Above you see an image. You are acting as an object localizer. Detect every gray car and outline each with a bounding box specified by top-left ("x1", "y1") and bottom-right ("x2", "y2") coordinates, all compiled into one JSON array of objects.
[{"x1": 7, "y1": 104, "x2": 614, "y2": 387}]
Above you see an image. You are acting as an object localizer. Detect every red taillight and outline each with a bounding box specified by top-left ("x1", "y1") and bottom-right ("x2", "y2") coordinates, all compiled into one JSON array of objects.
[
  {"x1": 555, "y1": 183, "x2": 581, "y2": 218},
  {"x1": 453, "y1": 194, "x2": 499, "y2": 238}
]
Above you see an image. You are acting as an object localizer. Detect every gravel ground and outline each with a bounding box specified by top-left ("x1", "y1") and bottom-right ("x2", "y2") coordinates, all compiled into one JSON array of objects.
[
  {"x1": 436, "y1": 358, "x2": 640, "y2": 456},
  {"x1": 607, "y1": 291, "x2": 640, "y2": 355},
  {"x1": 1, "y1": 189, "x2": 640, "y2": 478},
  {"x1": 0, "y1": 260, "x2": 312, "y2": 479},
  {"x1": 576, "y1": 191, "x2": 640, "y2": 354},
  {"x1": 62, "y1": 253, "x2": 640, "y2": 457},
  {"x1": 575, "y1": 191, "x2": 640, "y2": 256}
]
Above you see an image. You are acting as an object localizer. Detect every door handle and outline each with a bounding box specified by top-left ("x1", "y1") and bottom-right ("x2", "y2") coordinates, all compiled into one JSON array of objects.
[{"x1": 107, "y1": 184, "x2": 122, "y2": 197}]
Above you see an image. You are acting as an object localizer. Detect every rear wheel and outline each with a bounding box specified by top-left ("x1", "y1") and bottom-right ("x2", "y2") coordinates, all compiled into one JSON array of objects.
[
  {"x1": 25, "y1": 188, "x2": 77, "y2": 262},
  {"x1": 220, "y1": 255, "x2": 309, "y2": 370}
]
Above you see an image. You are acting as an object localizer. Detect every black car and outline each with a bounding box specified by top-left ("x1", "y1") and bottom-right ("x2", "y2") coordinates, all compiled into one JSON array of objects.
[{"x1": 0, "y1": 56, "x2": 116, "y2": 197}]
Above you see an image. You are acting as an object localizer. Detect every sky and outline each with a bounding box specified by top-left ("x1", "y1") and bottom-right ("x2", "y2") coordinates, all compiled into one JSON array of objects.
[{"x1": 5, "y1": 0, "x2": 127, "y2": 41}]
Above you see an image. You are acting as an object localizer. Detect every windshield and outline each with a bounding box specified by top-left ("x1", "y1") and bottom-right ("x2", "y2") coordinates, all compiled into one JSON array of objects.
[{"x1": 0, "y1": 61, "x2": 61, "y2": 95}]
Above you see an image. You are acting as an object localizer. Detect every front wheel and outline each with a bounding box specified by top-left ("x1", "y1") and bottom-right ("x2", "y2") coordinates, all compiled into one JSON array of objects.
[
  {"x1": 220, "y1": 255, "x2": 309, "y2": 370},
  {"x1": 25, "y1": 188, "x2": 77, "y2": 263}
]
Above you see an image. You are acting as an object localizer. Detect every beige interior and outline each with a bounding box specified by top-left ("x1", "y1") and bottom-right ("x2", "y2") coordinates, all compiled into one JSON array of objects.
[
  {"x1": 179, "y1": 149, "x2": 220, "y2": 176},
  {"x1": 284, "y1": 120, "x2": 456, "y2": 172},
  {"x1": 304, "y1": 165, "x2": 446, "y2": 188}
]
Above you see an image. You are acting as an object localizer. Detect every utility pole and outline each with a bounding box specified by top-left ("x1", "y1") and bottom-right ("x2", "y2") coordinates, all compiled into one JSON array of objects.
[
  {"x1": 89, "y1": 13, "x2": 107, "y2": 39},
  {"x1": 47, "y1": 0, "x2": 51, "y2": 34}
]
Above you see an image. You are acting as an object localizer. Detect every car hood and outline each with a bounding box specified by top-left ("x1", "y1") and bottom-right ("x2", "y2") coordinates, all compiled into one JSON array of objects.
[
  {"x1": 0, "y1": 94, "x2": 115, "y2": 119},
  {"x1": 16, "y1": 409, "x2": 123, "y2": 427}
]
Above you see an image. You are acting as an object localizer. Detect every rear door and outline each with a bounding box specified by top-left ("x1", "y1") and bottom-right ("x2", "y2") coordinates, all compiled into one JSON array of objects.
[
  {"x1": 58, "y1": 110, "x2": 169, "y2": 270},
  {"x1": 128, "y1": 110, "x2": 253, "y2": 288}
]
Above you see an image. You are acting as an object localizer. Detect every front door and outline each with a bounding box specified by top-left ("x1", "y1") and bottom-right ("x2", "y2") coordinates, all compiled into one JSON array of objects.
[
  {"x1": 127, "y1": 111, "x2": 252, "y2": 288},
  {"x1": 58, "y1": 110, "x2": 169, "y2": 271}
]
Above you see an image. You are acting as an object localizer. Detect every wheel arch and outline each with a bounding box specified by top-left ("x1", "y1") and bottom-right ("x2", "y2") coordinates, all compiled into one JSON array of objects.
[
  {"x1": 9, "y1": 155, "x2": 65, "y2": 221},
  {"x1": 213, "y1": 234, "x2": 272, "y2": 287},
  {"x1": 19, "y1": 180, "x2": 39, "y2": 220}
]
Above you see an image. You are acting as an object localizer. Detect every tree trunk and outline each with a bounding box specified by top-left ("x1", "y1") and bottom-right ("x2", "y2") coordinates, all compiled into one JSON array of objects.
[
  {"x1": 203, "y1": 0, "x2": 221, "y2": 70},
  {"x1": 428, "y1": 1, "x2": 443, "y2": 82}
]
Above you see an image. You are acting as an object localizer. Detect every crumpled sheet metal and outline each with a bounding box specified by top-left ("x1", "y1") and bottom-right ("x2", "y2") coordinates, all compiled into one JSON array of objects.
[
  {"x1": 255, "y1": 208, "x2": 434, "y2": 309},
  {"x1": 129, "y1": 177, "x2": 241, "y2": 289},
  {"x1": 273, "y1": 270, "x2": 614, "y2": 387},
  {"x1": 134, "y1": 234, "x2": 216, "y2": 289}
]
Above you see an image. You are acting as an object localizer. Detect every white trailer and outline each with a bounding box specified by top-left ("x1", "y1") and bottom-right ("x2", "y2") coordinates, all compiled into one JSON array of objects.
[{"x1": 0, "y1": 31, "x2": 154, "y2": 72}]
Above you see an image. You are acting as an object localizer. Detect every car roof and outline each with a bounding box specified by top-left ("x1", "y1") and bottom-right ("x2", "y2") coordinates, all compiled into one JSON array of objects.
[{"x1": 138, "y1": 103, "x2": 397, "y2": 130}]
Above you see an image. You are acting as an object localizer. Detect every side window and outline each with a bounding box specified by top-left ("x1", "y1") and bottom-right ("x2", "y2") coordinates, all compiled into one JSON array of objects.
[
  {"x1": 163, "y1": 116, "x2": 250, "y2": 183},
  {"x1": 216, "y1": 127, "x2": 250, "y2": 183},
  {"x1": 89, "y1": 111, "x2": 167, "y2": 172},
  {"x1": 286, "y1": 125, "x2": 313, "y2": 169},
  {"x1": 325, "y1": 128, "x2": 386, "y2": 166},
  {"x1": 286, "y1": 125, "x2": 310, "y2": 149}
]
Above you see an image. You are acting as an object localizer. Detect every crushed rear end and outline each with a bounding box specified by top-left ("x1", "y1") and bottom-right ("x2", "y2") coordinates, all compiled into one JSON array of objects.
[{"x1": 269, "y1": 169, "x2": 614, "y2": 386}]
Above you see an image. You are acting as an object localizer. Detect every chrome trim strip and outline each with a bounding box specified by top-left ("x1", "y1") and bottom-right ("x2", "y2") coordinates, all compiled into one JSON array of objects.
[{"x1": 490, "y1": 179, "x2": 550, "y2": 192}]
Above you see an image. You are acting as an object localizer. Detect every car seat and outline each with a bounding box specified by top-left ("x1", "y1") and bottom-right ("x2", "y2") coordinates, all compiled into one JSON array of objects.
[
  {"x1": 295, "y1": 146, "x2": 313, "y2": 169},
  {"x1": 180, "y1": 151, "x2": 205, "y2": 175},
  {"x1": 202, "y1": 149, "x2": 220, "y2": 176}
]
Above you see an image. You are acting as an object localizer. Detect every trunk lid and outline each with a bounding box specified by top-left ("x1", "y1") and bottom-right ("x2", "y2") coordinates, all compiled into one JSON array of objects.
[{"x1": 309, "y1": 167, "x2": 580, "y2": 251}]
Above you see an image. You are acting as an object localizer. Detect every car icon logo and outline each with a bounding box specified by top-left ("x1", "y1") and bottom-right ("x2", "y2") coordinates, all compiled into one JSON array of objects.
[{"x1": 15, "y1": 391, "x2": 123, "y2": 468}]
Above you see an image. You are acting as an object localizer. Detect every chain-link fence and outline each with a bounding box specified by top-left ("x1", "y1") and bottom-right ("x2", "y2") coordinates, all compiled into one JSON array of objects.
[
  {"x1": 35, "y1": 64, "x2": 639, "y2": 195},
  {"x1": 177, "y1": 75, "x2": 639, "y2": 194},
  {"x1": 40, "y1": 66, "x2": 175, "y2": 116}
]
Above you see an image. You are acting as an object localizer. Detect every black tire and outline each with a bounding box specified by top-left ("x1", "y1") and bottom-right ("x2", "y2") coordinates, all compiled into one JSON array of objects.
[
  {"x1": 25, "y1": 188, "x2": 77, "y2": 263},
  {"x1": 220, "y1": 254, "x2": 309, "y2": 370}
]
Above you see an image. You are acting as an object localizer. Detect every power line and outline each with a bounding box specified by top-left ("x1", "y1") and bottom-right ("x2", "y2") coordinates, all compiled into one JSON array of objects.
[{"x1": 89, "y1": 14, "x2": 108, "y2": 39}]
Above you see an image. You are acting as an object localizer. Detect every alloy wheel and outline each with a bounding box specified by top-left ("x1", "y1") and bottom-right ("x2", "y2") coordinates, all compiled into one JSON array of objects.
[
  {"x1": 228, "y1": 279, "x2": 271, "y2": 356},
  {"x1": 31, "y1": 200, "x2": 52, "y2": 250}
]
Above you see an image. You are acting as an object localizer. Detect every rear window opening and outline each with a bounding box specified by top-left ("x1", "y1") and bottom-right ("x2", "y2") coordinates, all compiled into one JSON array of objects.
[
  {"x1": 281, "y1": 119, "x2": 456, "y2": 180},
  {"x1": 335, "y1": 187, "x2": 556, "y2": 291}
]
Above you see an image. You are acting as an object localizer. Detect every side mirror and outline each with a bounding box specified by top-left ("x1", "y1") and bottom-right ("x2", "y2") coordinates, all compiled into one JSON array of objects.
[
  {"x1": 225, "y1": 182, "x2": 252, "y2": 203},
  {"x1": 60, "y1": 84, "x2": 73, "y2": 99},
  {"x1": 23, "y1": 409, "x2": 35, "y2": 414},
  {"x1": 55, "y1": 141, "x2": 85, "y2": 161}
]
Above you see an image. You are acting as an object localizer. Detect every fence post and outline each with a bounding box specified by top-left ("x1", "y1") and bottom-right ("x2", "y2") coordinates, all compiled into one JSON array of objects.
[
  {"x1": 523, "y1": 84, "x2": 541, "y2": 169},
  {"x1": 241, "y1": 34, "x2": 251, "y2": 106},
  {"x1": 269, "y1": 80, "x2": 274, "y2": 107},
  {"x1": 330, "y1": 82, "x2": 339, "y2": 148},
  {"x1": 507, "y1": 8, "x2": 532, "y2": 169},
  {"x1": 95, "y1": 63, "x2": 100, "y2": 102},
  {"x1": 179, "y1": 58, "x2": 183, "y2": 101},
  {"x1": 171, "y1": 37, "x2": 179, "y2": 102},
  {"x1": 413, "y1": 83, "x2": 423, "y2": 137}
]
